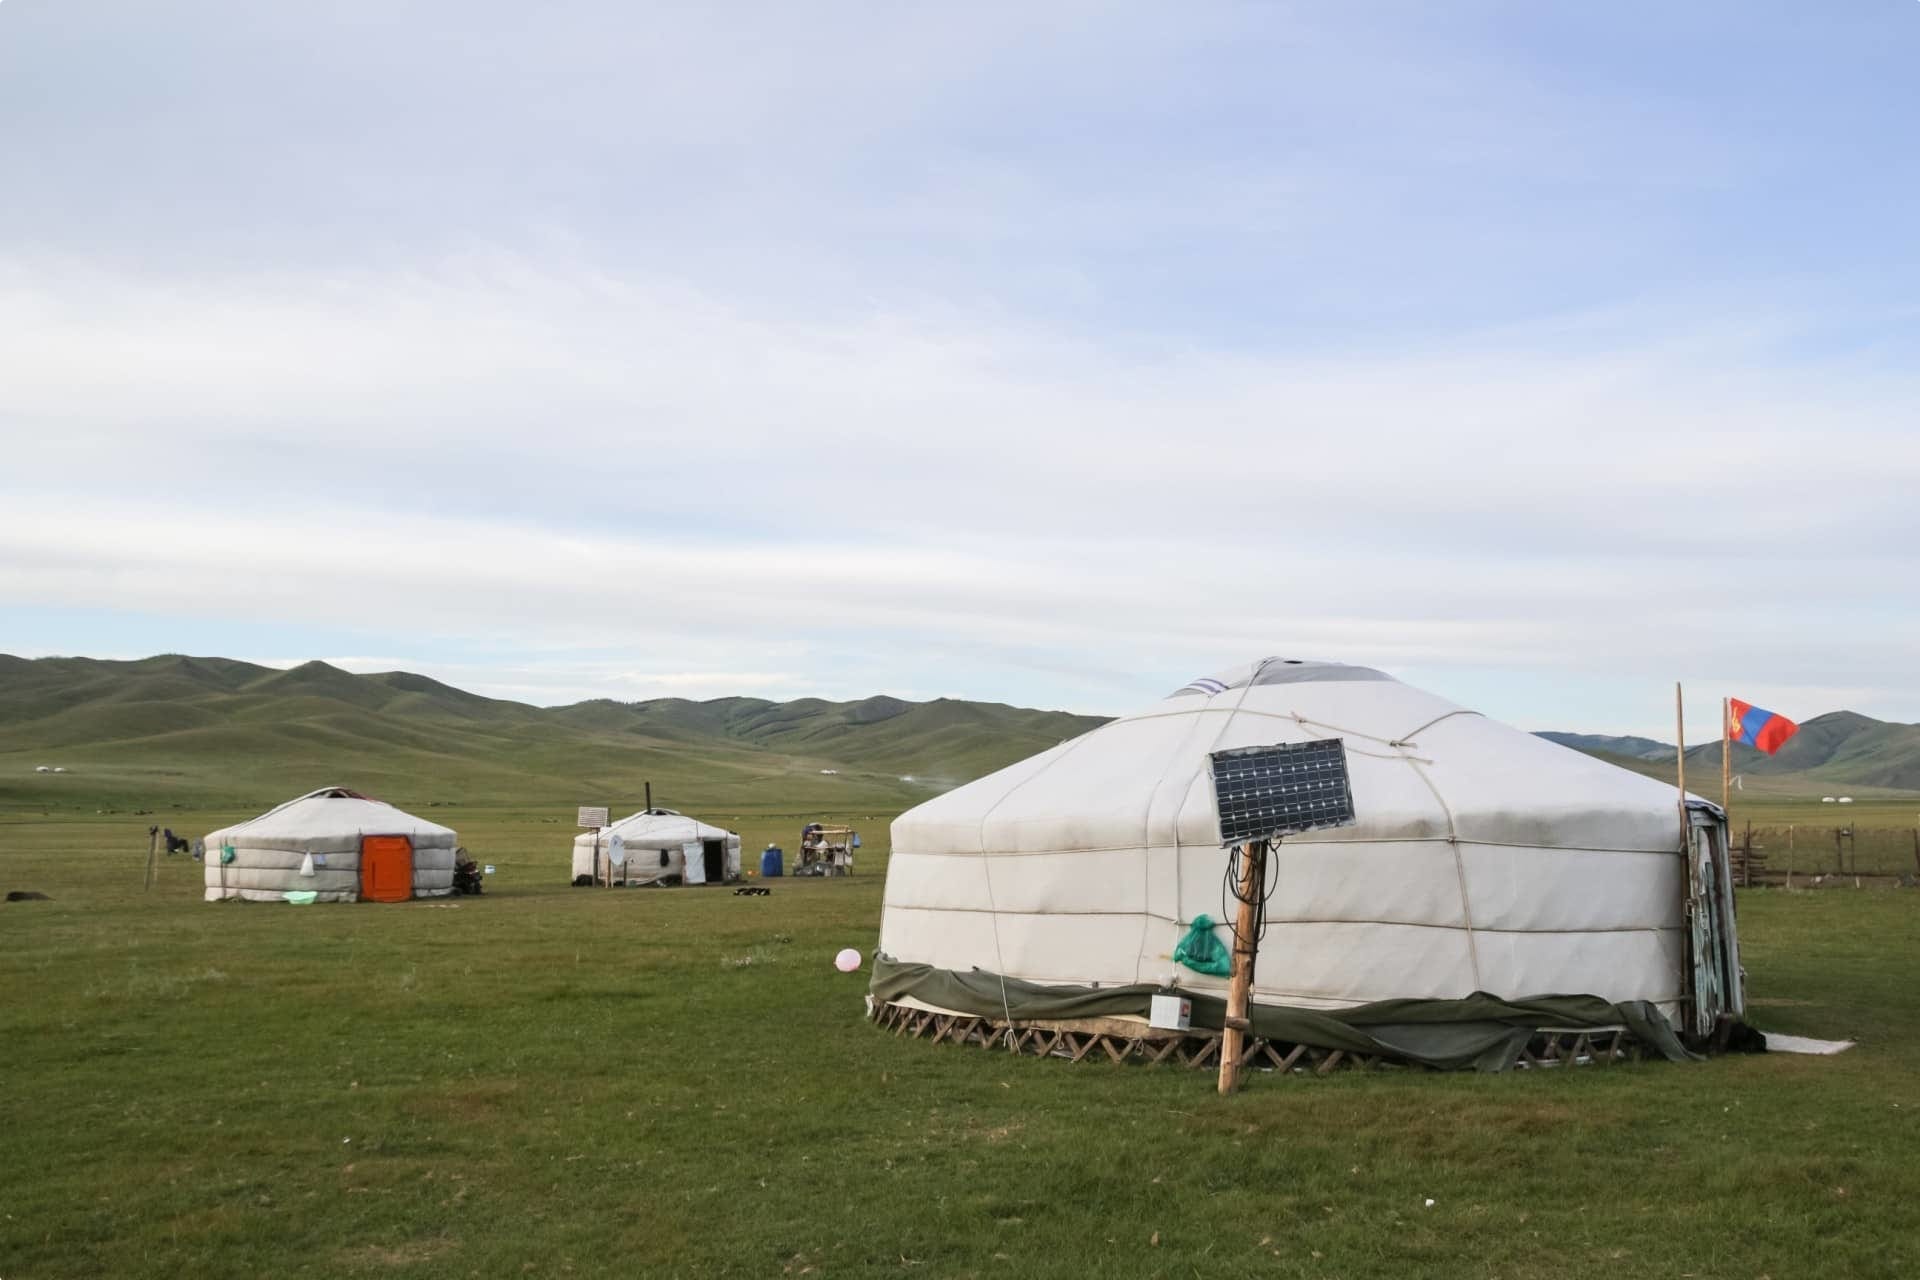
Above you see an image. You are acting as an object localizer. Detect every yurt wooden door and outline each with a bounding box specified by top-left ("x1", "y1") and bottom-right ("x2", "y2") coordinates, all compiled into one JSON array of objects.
[
  {"x1": 1683, "y1": 803, "x2": 1743, "y2": 1039},
  {"x1": 360, "y1": 836, "x2": 414, "y2": 902}
]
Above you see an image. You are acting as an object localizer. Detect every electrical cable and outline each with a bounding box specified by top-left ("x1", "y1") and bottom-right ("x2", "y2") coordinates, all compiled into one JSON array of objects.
[{"x1": 1220, "y1": 838, "x2": 1282, "y2": 956}]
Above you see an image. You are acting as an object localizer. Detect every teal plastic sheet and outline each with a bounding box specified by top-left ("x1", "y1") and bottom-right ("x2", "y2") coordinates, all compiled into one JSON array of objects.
[{"x1": 1172, "y1": 915, "x2": 1233, "y2": 977}]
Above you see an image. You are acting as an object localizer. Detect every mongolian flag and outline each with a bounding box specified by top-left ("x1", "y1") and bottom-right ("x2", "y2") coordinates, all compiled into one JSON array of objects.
[{"x1": 1728, "y1": 698, "x2": 1798, "y2": 755}]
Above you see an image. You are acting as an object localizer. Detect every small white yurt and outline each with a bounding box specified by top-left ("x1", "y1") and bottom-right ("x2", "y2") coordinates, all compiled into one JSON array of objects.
[
  {"x1": 204, "y1": 787, "x2": 456, "y2": 903},
  {"x1": 873, "y1": 658, "x2": 1743, "y2": 1068},
  {"x1": 572, "y1": 809, "x2": 741, "y2": 886}
]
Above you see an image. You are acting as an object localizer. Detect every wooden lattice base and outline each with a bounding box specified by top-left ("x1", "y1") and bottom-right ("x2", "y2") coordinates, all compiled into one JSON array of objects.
[{"x1": 870, "y1": 1001, "x2": 1649, "y2": 1075}]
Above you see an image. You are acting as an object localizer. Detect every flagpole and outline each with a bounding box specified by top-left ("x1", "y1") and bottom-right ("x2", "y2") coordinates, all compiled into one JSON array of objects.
[
  {"x1": 1674, "y1": 683, "x2": 1688, "y2": 830},
  {"x1": 1721, "y1": 696, "x2": 1731, "y2": 817}
]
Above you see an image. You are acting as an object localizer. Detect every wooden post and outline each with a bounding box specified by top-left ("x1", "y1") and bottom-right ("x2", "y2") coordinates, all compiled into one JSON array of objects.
[
  {"x1": 1674, "y1": 684, "x2": 1698, "y2": 1030},
  {"x1": 144, "y1": 828, "x2": 159, "y2": 892},
  {"x1": 1911, "y1": 829, "x2": 1918, "y2": 878},
  {"x1": 1835, "y1": 828, "x2": 1843, "y2": 876},
  {"x1": 1674, "y1": 684, "x2": 1688, "y2": 827},
  {"x1": 1218, "y1": 839, "x2": 1267, "y2": 1095},
  {"x1": 1721, "y1": 697, "x2": 1731, "y2": 819}
]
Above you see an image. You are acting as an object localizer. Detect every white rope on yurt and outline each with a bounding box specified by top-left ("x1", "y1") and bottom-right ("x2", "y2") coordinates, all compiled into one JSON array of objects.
[
  {"x1": 1138, "y1": 683, "x2": 1230, "y2": 988},
  {"x1": 1382, "y1": 705, "x2": 1487, "y2": 988},
  {"x1": 970, "y1": 724, "x2": 1113, "y2": 1049},
  {"x1": 1403, "y1": 756, "x2": 1485, "y2": 990}
]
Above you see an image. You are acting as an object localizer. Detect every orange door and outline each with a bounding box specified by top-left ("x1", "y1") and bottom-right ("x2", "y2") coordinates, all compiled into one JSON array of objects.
[{"x1": 359, "y1": 836, "x2": 414, "y2": 902}]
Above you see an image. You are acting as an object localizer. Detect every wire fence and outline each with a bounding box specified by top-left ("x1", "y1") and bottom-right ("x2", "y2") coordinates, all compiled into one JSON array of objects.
[{"x1": 1734, "y1": 825, "x2": 1920, "y2": 879}]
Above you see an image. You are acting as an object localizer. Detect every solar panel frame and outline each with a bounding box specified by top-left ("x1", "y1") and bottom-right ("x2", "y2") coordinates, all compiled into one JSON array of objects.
[{"x1": 1209, "y1": 738, "x2": 1356, "y2": 845}]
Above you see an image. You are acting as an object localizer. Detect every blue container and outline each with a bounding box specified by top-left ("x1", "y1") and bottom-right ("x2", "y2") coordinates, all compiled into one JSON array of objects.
[{"x1": 759, "y1": 845, "x2": 784, "y2": 878}]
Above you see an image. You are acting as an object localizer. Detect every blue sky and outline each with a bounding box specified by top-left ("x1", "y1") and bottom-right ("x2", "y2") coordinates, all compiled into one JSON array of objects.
[{"x1": 3, "y1": 2, "x2": 1917, "y2": 739}]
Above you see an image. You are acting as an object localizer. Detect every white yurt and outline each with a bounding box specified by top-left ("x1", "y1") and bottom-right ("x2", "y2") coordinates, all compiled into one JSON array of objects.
[
  {"x1": 572, "y1": 809, "x2": 742, "y2": 886},
  {"x1": 204, "y1": 787, "x2": 457, "y2": 903},
  {"x1": 872, "y1": 658, "x2": 1742, "y2": 1069}
]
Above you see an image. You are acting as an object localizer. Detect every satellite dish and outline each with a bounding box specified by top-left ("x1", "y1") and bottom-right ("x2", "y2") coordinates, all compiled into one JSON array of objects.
[{"x1": 608, "y1": 834, "x2": 627, "y2": 866}]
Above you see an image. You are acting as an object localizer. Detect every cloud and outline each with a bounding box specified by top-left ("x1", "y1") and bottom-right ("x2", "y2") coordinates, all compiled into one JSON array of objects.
[
  {"x1": 2, "y1": 4, "x2": 1917, "y2": 737},
  {"x1": 246, "y1": 655, "x2": 808, "y2": 705}
]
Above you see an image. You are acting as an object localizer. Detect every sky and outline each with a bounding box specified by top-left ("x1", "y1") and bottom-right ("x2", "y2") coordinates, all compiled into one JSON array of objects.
[{"x1": 2, "y1": 1, "x2": 1917, "y2": 741}]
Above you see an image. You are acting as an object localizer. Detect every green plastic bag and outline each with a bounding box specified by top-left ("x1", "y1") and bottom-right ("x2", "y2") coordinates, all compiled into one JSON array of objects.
[
  {"x1": 220, "y1": 842, "x2": 237, "y2": 865},
  {"x1": 1173, "y1": 914, "x2": 1232, "y2": 977}
]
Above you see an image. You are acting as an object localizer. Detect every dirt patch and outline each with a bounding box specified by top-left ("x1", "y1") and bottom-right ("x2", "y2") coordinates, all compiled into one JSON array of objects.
[{"x1": 337, "y1": 1236, "x2": 458, "y2": 1268}]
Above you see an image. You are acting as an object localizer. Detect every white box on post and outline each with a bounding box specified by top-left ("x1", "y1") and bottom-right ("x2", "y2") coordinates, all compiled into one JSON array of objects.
[{"x1": 1149, "y1": 994, "x2": 1192, "y2": 1031}]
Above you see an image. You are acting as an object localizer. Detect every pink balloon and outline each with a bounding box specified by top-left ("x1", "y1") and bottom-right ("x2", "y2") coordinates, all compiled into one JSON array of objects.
[{"x1": 834, "y1": 948, "x2": 862, "y2": 972}]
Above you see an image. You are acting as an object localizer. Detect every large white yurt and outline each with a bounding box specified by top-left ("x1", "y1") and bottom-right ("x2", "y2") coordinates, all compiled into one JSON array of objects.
[
  {"x1": 572, "y1": 809, "x2": 742, "y2": 886},
  {"x1": 204, "y1": 787, "x2": 457, "y2": 903},
  {"x1": 872, "y1": 658, "x2": 1743, "y2": 1069}
]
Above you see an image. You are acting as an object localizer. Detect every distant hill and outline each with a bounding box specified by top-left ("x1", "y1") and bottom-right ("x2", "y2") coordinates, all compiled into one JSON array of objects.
[
  {"x1": 8, "y1": 653, "x2": 1917, "y2": 813},
  {"x1": 1535, "y1": 732, "x2": 1676, "y2": 762},
  {"x1": 1535, "y1": 711, "x2": 1920, "y2": 792},
  {"x1": 0, "y1": 654, "x2": 1109, "y2": 813}
]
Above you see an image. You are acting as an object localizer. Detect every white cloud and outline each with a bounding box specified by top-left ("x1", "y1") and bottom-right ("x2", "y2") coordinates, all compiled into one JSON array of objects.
[{"x1": 2, "y1": 4, "x2": 1917, "y2": 739}]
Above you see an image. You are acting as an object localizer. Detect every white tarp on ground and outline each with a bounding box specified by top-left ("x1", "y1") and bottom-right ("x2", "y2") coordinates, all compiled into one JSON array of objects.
[
  {"x1": 880, "y1": 657, "x2": 1712, "y2": 1021},
  {"x1": 1763, "y1": 1033, "x2": 1854, "y2": 1055},
  {"x1": 204, "y1": 787, "x2": 456, "y2": 903},
  {"x1": 571, "y1": 809, "x2": 741, "y2": 885}
]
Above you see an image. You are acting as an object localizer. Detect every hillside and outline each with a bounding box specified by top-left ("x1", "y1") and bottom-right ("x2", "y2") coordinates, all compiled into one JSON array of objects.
[
  {"x1": 1535, "y1": 711, "x2": 1920, "y2": 792},
  {"x1": 0, "y1": 654, "x2": 1109, "y2": 815},
  {"x1": 8, "y1": 654, "x2": 1918, "y2": 816},
  {"x1": 1535, "y1": 731, "x2": 1676, "y2": 762}
]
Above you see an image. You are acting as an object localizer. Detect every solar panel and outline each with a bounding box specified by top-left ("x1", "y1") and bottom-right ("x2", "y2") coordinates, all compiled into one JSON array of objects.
[{"x1": 1209, "y1": 739, "x2": 1356, "y2": 845}]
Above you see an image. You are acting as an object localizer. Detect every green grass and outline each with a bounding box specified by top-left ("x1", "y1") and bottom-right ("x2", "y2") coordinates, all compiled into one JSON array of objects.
[{"x1": 5, "y1": 806, "x2": 1920, "y2": 1278}]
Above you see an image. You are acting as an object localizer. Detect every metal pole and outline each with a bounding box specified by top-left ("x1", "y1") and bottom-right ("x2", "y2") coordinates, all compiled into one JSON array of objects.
[
  {"x1": 144, "y1": 828, "x2": 158, "y2": 892},
  {"x1": 1218, "y1": 838, "x2": 1267, "y2": 1096}
]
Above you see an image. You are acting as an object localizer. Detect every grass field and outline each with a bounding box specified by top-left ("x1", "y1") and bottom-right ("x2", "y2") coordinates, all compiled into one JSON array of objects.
[{"x1": 5, "y1": 804, "x2": 1920, "y2": 1279}]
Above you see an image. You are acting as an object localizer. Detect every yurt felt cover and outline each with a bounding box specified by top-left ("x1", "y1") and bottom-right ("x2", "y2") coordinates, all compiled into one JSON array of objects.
[
  {"x1": 572, "y1": 810, "x2": 739, "y2": 883},
  {"x1": 204, "y1": 787, "x2": 456, "y2": 902},
  {"x1": 873, "y1": 657, "x2": 1726, "y2": 1066},
  {"x1": 869, "y1": 955, "x2": 1694, "y2": 1072}
]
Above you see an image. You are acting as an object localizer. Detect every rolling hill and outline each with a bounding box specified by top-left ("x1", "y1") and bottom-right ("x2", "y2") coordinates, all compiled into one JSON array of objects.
[
  {"x1": 7, "y1": 654, "x2": 1918, "y2": 816},
  {"x1": 1535, "y1": 712, "x2": 1920, "y2": 793},
  {"x1": 0, "y1": 654, "x2": 1109, "y2": 814},
  {"x1": 1534, "y1": 731, "x2": 1676, "y2": 762}
]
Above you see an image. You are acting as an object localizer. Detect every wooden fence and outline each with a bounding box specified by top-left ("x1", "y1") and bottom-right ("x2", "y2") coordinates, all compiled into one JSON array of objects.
[{"x1": 1731, "y1": 825, "x2": 1920, "y2": 883}]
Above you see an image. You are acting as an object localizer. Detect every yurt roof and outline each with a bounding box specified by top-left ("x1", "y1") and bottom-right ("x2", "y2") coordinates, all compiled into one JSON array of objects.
[
  {"x1": 577, "y1": 808, "x2": 734, "y2": 849},
  {"x1": 207, "y1": 787, "x2": 455, "y2": 843},
  {"x1": 894, "y1": 657, "x2": 1694, "y2": 856}
]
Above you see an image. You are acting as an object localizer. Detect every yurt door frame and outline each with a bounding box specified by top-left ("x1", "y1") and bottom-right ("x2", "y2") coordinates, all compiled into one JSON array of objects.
[
  {"x1": 360, "y1": 834, "x2": 414, "y2": 903},
  {"x1": 1682, "y1": 803, "x2": 1743, "y2": 1040}
]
